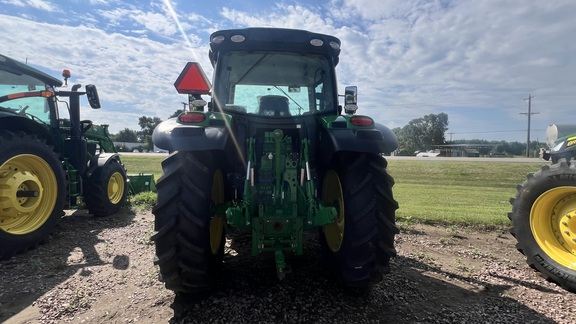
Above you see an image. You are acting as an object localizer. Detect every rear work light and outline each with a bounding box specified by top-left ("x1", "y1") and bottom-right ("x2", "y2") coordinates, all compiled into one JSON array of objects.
[
  {"x1": 212, "y1": 35, "x2": 225, "y2": 44},
  {"x1": 231, "y1": 34, "x2": 245, "y2": 42},
  {"x1": 350, "y1": 116, "x2": 374, "y2": 126},
  {"x1": 179, "y1": 112, "x2": 206, "y2": 124},
  {"x1": 310, "y1": 39, "x2": 323, "y2": 46}
]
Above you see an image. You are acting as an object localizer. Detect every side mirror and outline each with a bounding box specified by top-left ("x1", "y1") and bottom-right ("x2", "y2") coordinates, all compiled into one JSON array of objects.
[
  {"x1": 344, "y1": 86, "x2": 357, "y2": 114},
  {"x1": 85, "y1": 84, "x2": 101, "y2": 109}
]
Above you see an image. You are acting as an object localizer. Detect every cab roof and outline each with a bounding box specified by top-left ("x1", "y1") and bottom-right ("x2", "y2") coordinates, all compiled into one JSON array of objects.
[
  {"x1": 0, "y1": 54, "x2": 63, "y2": 87},
  {"x1": 208, "y1": 28, "x2": 341, "y2": 67}
]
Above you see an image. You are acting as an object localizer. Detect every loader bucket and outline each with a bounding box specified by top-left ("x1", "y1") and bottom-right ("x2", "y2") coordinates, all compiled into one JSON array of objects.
[{"x1": 128, "y1": 173, "x2": 156, "y2": 194}]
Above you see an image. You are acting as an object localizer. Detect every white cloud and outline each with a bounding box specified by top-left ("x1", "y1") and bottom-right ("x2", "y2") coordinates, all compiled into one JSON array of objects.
[
  {"x1": 0, "y1": 13, "x2": 211, "y2": 133},
  {"x1": 2, "y1": 0, "x2": 576, "y2": 142},
  {"x1": 1, "y1": 0, "x2": 56, "y2": 11}
]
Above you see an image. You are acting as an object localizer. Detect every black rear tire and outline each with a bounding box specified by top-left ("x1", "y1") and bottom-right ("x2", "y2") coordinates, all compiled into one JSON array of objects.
[
  {"x1": 84, "y1": 159, "x2": 128, "y2": 217},
  {"x1": 320, "y1": 152, "x2": 399, "y2": 287},
  {"x1": 0, "y1": 130, "x2": 66, "y2": 259},
  {"x1": 151, "y1": 150, "x2": 226, "y2": 293},
  {"x1": 509, "y1": 159, "x2": 576, "y2": 292}
]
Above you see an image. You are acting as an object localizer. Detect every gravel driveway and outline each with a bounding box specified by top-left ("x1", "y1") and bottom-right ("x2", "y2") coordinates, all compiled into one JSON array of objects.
[{"x1": 0, "y1": 209, "x2": 573, "y2": 323}]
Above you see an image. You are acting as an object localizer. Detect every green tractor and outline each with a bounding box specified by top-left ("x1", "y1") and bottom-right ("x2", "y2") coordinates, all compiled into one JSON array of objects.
[
  {"x1": 151, "y1": 28, "x2": 399, "y2": 293},
  {"x1": 0, "y1": 54, "x2": 133, "y2": 259},
  {"x1": 509, "y1": 123, "x2": 576, "y2": 292}
]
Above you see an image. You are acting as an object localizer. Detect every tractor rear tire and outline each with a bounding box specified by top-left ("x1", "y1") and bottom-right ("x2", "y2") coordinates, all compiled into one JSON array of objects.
[
  {"x1": 0, "y1": 130, "x2": 66, "y2": 259},
  {"x1": 84, "y1": 159, "x2": 128, "y2": 217},
  {"x1": 151, "y1": 150, "x2": 226, "y2": 293},
  {"x1": 509, "y1": 159, "x2": 576, "y2": 292},
  {"x1": 320, "y1": 152, "x2": 399, "y2": 287}
]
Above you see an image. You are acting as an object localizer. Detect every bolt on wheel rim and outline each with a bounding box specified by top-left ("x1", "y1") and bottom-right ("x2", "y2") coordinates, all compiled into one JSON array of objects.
[
  {"x1": 107, "y1": 171, "x2": 125, "y2": 204},
  {"x1": 322, "y1": 170, "x2": 345, "y2": 252},
  {"x1": 531, "y1": 186, "x2": 576, "y2": 269},
  {"x1": 0, "y1": 154, "x2": 57, "y2": 235}
]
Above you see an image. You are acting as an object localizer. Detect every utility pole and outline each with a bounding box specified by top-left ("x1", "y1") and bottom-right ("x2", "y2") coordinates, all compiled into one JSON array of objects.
[
  {"x1": 447, "y1": 132, "x2": 454, "y2": 141},
  {"x1": 520, "y1": 94, "x2": 539, "y2": 157}
]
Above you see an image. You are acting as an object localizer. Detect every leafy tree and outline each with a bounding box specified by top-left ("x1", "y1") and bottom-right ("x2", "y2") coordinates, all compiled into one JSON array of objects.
[
  {"x1": 115, "y1": 128, "x2": 139, "y2": 142},
  {"x1": 392, "y1": 127, "x2": 410, "y2": 155},
  {"x1": 138, "y1": 116, "x2": 163, "y2": 151},
  {"x1": 396, "y1": 113, "x2": 449, "y2": 154},
  {"x1": 169, "y1": 109, "x2": 184, "y2": 118}
]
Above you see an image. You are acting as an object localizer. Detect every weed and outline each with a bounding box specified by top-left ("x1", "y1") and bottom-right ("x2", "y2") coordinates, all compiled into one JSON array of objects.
[
  {"x1": 446, "y1": 225, "x2": 459, "y2": 236},
  {"x1": 439, "y1": 236, "x2": 454, "y2": 245},
  {"x1": 455, "y1": 257, "x2": 474, "y2": 274},
  {"x1": 60, "y1": 289, "x2": 91, "y2": 314},
  {"x1": 129, "y1": 191, "x2": 157, "y2": 211}
]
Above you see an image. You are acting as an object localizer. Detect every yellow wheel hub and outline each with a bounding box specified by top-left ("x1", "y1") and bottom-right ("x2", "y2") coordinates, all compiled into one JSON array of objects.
[
  {"x1": 209, "y1": 169, "x2": 225, "y2": 255},
  {"x1": 531, "y1": 186, "x2": 576, "y2": 269},
  {"x1": 0, "y1": 154, "x2": 57, "y2": 235},
  {"x1": 322, "y1": 170, "x2": 345, "y2": 252},
  {"x1": 107, "y1": 171, "x2": 125, "y2": 204}
]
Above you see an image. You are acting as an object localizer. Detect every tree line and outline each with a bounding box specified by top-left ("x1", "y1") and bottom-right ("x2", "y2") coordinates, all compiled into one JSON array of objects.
[
  {"x1": 112, "y1": 111, "x2": 540, "y2": 156},
  {"x1": 392, "y1": 112, "x2": 541, "y2": 157},
  {"x1": 111, "y1": 110, "x2": 183, "y2": 152}
]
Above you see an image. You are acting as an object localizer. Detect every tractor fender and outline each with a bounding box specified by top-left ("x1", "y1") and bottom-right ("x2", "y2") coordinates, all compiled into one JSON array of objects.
[
  {"x1": 318, "y1": 121, "x2": 398, "y2": 164},
  {"x1": 152, "y1": 118, "x2": 229, "y2": 152},
  {"x1": 0, "y1": 113, "x2": 55, "y2": 145},
  {"x1": 86, "y1": 153, "x2": 120, "y2": 178}
]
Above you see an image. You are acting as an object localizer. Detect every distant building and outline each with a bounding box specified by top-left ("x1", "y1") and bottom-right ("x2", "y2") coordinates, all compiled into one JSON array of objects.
[
  {"x1": 433, "y1": 144, "x2": 494, "y2": 157},
  {"x1": 114, "y1": 142, "x2": 142, "y2": 150}
]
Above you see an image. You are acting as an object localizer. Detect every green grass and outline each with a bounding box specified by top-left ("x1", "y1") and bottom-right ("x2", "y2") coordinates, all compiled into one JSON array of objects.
[
  {"x1": 120, "y1": 154, "x2": 547, "y2": 226},
  {"x1": 121, "y1": 155, "x2": 164, "y2": 181},
  {"x1": 387, "y1": 160, "x2": 545, "y2": 225}
]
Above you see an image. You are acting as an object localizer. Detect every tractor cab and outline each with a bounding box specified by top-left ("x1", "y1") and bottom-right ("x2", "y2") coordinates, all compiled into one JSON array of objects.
[{"x1": 209, "y1": 28, "x2": 341, "y2": 117}]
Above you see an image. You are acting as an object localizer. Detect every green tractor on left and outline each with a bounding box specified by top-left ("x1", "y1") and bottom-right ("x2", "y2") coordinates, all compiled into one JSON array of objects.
[{"x1": 0, "y1": 54, "x2": 134, "y2": 259}]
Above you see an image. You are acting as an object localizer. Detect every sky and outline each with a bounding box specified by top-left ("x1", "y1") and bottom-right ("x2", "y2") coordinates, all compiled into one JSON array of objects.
[{"x1": 1, "y1": 0, "x2": 575, "y2": 143}]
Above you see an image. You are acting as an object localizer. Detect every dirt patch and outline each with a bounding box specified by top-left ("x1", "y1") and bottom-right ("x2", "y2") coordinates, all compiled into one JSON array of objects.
[{"x1": 1, "y1": 209, "x2": 573, "y2": 323}]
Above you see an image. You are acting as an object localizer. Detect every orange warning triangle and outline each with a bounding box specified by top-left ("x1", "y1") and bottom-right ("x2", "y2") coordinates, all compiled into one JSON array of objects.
[{"x1": 174, "y1": 62, "x2": 212, "y2": 94}]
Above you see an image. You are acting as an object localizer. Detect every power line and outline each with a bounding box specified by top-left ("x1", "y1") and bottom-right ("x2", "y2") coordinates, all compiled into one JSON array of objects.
[{"x1": 520, "y1": 94, "x2": 539, "y2": 157}]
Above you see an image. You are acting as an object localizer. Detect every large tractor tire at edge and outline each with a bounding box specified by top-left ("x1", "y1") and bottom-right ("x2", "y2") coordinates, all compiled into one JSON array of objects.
[
  {"x1": 84, "y1": 159, "x2": 128, "y2": 217},
  {"x1": 151, "y1": 150, "x2": 226, "y2": 293},
  {"x1": 509, "y1": 159, "x2": 576, "y2": 292},
  {"x1": 0, "y1": 130, "x2": 67, "y2": 260},
  {"x1": 320, "y1": 152, "x2": 399, "y2": 287}
]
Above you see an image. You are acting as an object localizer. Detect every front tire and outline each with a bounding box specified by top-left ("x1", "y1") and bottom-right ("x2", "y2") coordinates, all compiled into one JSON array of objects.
[
  {"x1": 84, "y1": 159, "x2": 128, "y2": 217},
  {"x1": 320, "y1": 152, "x2": 399, "y2": 287},
  {"x1": 0, "y1": 130, "x2": 66, "y2": 259},
  {"x1": 151, "y1": 150, "x2": 226, "y2": 293},
  {"x1": 509, "y1": 160, "x2": 576, "y2": 292}
]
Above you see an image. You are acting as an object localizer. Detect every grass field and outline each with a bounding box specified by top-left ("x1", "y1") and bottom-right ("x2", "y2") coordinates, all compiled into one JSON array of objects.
[
  {"x1": 122, "y1": 155, "x2": 164, "y2": 181},
  {"x1": 121, "y1": 154, "x2": 546, "y2": 226},
  {"x1": 386, "y1": 160, "x2": 544, "y2": 225}
]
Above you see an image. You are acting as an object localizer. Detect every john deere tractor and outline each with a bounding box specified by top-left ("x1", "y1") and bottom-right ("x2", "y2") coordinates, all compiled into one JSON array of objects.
[
  {"x1": 509, "y1": 123, "x2": 576, "y2": 292},
  {"x1": 151, "y1": 28, "x2": 399, "y2": 293},
  {"x1": 0, "y1": 54, "x2": 129, "y2": 259}
]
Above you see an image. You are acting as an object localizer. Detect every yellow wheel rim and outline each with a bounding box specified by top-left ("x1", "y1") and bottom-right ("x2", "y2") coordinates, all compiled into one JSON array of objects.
[
  {"x1": 209, "y1": 169, "x2": 225, "y2": 255},
  {"x1": 322, "y1": 170, "x2": 345, "y2": 252},
  {"x1": 531, "y1": 186, "x2": 576, "y2": 269},
  {"x1": 107, "y1": 171, "x2": 125, "y2": 204},
  {"x1": 0, "y1": 154, "x2": 58, "y2": 235}
]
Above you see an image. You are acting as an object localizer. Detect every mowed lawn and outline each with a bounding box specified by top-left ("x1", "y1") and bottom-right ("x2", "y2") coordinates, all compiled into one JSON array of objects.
[
  {"x1": 121, "y1": 154, "x2": 546, "y2": 226},
  {"x1": 386, "y1": 159, "x2": 545, "y2": 225}
]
